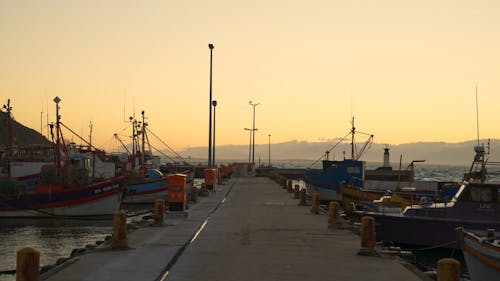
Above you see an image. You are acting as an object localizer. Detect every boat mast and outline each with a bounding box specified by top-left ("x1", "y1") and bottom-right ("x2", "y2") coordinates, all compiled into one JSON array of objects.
[
  {"x1": 141, "y1": 110, "x2": 146, "y2": 175},
  {"x1": 351, "y1": 116, "x2": 355, "y2": 159},
  {"x1": 53, "y1": 96, "x2": 62, "y2": 168},
  {"x1": 2, "y1": 99, "x2": 13, "y2": 177}
]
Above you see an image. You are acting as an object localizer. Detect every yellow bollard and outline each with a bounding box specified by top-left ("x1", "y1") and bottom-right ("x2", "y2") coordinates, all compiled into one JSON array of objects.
[
  {"x1": 311, "y1": 192, "x2": 319, "y2": 214},
  {"x1": 437, "y1": 258, "x2": 460, "y2": 281},
  {"x1": 299, "y1": 189, "x2": 308, "y2": 206},
  {"x1": 359, "y1": 216, "x2": 376, "y2": 255},
  {"x1": 154, "y1": 199, "x2": 165, "y2": 224},
  {"x1": 293, "y1": 184, "x2": 300, "y2": 199},
  {"x1": 16, "y1": 247, "x2": 39, "y2": 281},
  {"x1": 328, "y1": 201, "x2": 339, "y2": 226},
  {"x1": 113, "y1": 210, "x2": 128, "y2": 248}
]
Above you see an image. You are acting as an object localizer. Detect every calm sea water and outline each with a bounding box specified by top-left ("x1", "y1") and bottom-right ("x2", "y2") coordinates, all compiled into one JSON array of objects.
[{"x1": 1, "y1": 163, "x2": 498, "y2": 280}]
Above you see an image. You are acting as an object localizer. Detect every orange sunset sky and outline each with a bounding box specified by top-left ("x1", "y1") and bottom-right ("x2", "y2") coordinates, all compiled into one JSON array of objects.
[{"x1": 1, "y1": 1, "x2": 499, "y2": 153}]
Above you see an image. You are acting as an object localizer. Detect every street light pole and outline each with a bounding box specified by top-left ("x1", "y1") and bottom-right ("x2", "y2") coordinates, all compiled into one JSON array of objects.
[
  {"x1": 249, "y1": 101, "x2": 259, "y2": 165},
  {"x1": 244, "y1": 128, "x2": 252, "y2": 164},
  {"x1": 208, "y1": 43, "x2": 214, "y2": 168},
  {"x1": 268, "y1": 134, "x2": 271, "y2": 167},
  {"x1": 212, "y1": 100, "x2": 217, "y2": 167}
]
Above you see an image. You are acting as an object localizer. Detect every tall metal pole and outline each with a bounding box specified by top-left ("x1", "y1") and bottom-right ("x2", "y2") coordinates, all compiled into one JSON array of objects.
[
  {"x1": 244, "y1": 128, "x2": 252, "y2": 164},
  {"x1": 208, "y1": 43, "x2": 214, "y2": 168},
  {"x1": 268, "y1": 134, "x2": 271, "y2": 167},
  {"x1": 249, "y1": 101, "x2": 259, "y2": 165},
  {"x1": 212, "y1": 100, "x2": 217, "y2": 167}
]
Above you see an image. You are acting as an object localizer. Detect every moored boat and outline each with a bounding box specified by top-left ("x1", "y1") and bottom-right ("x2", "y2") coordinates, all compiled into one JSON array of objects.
[
  {"x1": 304, "y1": 118, "x2": 372, "y2": 201},
  {"x1": 0, "y1": 97, "x2": 126, "y2": 218},
  {"x1": 354, "y1": 143, "x2": 500, "y2": 249},
  {"x1": 456, "y1": 227, "x2": 500, "y2": 281}
]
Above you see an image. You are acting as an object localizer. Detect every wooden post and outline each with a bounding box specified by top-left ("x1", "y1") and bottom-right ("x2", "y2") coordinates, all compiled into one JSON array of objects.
[
  {"x1": 311, "y1": 192, "x2": 319, "y2": 214},
  {"x1": 16, "y1": 247, "x2": 39, "y2": 281},
  {"x1": 113, "y1": 210, "x2": 128, "y2": 248},
  {"x1": 359, "y1": 216, "x2": 375, "y2": 255},
  {"x1": 437, "y1": 258, "x2": 460, "y2": 281}
]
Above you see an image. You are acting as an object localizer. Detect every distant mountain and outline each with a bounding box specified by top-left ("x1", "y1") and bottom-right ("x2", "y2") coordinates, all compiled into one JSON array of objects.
[
  {"x1": 0, "y1": 111, "x2": 52, "y2": 147},
  {"x1": 178, "y1": 139, "x2": 499, "y2": 166}
]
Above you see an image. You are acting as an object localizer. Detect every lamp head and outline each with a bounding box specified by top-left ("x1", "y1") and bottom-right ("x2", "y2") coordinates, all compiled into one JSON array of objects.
[
  {"x1": 212, "y1": 100, "x2": 217, "y2": 106},
  {"x1": 208, "y1": 43, "x2": 214, "y2": 49}
]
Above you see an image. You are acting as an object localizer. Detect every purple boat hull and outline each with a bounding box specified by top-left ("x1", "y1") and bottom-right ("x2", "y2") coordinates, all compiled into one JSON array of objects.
[
  {"x1": 356, "y1": 181, "x2": 500, "y2": 249},
  {"x1": 364, "y1": 211, "x2": 500, "y2": 248}
]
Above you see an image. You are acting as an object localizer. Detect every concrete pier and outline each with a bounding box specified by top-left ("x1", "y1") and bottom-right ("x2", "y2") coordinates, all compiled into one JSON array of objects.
[{"x1": 44, "y1": 177, "x2": 424, "y2": 281}]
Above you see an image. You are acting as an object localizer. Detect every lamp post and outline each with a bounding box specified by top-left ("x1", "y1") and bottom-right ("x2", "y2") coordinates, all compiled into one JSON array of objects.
[
  {"x1": 208, "y1": 43, "x2": 214, "y2": 168},
  {"x1": 212, "y1": 100, "x2": 217, "y2": 167},
  {"x1": 244, "y1": 128, "x2": 252, "y2": 164},
  {"x1": 249, "y1": 101, "x2": 259, "y2": 165},
  {"x1": 268, "y1": 134, "x2": 271, "y2": 167}
]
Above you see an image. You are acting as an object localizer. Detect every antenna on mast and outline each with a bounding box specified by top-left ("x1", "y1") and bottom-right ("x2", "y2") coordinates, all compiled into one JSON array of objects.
[{"x1": 475, "y1": 84, "x2": 480, "y2": 146}]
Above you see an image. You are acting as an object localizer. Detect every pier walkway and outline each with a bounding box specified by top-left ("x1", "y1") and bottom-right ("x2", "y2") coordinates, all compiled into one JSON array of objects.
[{"x1": 44, "y1": 177, "x2": 424, "y2": 281}]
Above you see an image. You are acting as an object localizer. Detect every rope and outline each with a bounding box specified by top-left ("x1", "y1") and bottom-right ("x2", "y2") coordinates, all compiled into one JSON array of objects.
[
  {"x1": 146, "y1": 128, "x2": 190, "y2": 165},
  {"x1": 400, "y1": 240, "x2": 456, "y2": 251},
  {"x1": 310, "y1": 131, "x2": 351, "y2": 167}
]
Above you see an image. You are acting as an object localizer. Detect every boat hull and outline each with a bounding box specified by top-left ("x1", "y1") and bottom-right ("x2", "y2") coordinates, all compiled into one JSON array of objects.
[
  {"x1": 459, "y1": 229, "x2": 500, "y2": 281},
  {"x1": 304, "y1": 180, "x2": 342, "y2": 201},
  {"x1": 0, "y1": 177, "x2": 126, "y2": 218},
  {"x1": 360, "y1": 211, "x2": 500, "y2": 249},
  {"x1": 123, "y1": 177, "x2": 168, "y2": 204}
]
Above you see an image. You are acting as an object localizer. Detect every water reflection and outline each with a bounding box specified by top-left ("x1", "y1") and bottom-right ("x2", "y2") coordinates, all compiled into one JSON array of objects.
[{"x1": 0, "y1": 218, "x2": 113, "y2": 280}]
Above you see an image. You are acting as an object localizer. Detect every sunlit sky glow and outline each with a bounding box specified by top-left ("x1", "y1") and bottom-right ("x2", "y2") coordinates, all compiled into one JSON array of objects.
[{"x1": 1, "y1": 1, "x2": 499, "y2": 153}]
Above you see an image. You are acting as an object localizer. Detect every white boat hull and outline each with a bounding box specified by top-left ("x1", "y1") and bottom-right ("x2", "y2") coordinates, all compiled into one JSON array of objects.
[{"x1": 463, "y1": 234, "x2": 500, "y2": 281}]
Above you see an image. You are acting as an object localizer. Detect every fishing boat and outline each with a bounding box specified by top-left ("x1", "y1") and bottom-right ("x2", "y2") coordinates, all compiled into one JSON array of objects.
[
  {"x1": 119, "y1": 111, "x2": 170, "y2": 204},
  {"x1": 304, "y1": 118, "x2": 373, "y2": 201},
  {"x1": 354, "y1": 142, "x2": 500, "y2": 249},
  {"x1": 456, "y1": 227, "x2": 500, "y2": 281},
  {"x1": 342, "y1": 148, "x2": 460, "y2": 213},
  {"x1": 0, "y1": 97, "x2": 126, "y2": 218}
]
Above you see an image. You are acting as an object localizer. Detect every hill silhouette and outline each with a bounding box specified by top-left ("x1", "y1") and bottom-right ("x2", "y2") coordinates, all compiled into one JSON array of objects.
[
  {"x1": 179, "y1": 139, "x2": 499, "y2": 166},
  {"x1": 0, "y1": 111, "x2": 52, "y2": 147}
]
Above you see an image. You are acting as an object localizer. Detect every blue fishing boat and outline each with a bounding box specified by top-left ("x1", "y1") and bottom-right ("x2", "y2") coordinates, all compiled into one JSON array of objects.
[
  {"x1": 120, "y1": 111, "x2": 171, "y2": 204},
  {"x1": 304, "y1": 118, "x2": 373, "y2": 201}
]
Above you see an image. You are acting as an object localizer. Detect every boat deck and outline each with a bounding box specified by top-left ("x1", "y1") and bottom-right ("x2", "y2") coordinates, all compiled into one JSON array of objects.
[{"x1": 43, "y1": 177, "x2": 426, "y2": 281}]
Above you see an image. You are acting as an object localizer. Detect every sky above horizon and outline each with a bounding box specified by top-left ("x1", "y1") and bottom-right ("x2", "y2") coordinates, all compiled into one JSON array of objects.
[{"x1": 1, "y1": 1, "x2": 500, "y2": 155}]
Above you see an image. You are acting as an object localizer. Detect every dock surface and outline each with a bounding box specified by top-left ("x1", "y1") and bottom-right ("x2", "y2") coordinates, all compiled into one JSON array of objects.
[{"x1": 44, "y1": 177, "x2": 424, "y2": 281}]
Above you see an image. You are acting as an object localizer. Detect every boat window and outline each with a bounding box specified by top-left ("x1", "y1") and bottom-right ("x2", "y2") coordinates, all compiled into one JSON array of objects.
[
  {"x1": 347, "y1": 167, "x2": 361, "y2": 174},
  {"x1": 469, "y1": 186, "x2": 493, "y2": 203}
]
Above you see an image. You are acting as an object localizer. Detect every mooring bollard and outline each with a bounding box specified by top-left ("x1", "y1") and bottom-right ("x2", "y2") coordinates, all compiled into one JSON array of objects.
[
  {"x1": 154, "y1": 199, "x2": 165, "y2": 225},
  {"x1": 113, "y1": 210, "x2": 128, "y2": 248},
  {"x1": 437, "y1": 258, "x2": 460, "y2": 281},
  {"x1": 287, "y1": 180, "x2": 293, "y2": 193},
  {"x1": 191, "y1": 187, "x2": 198, "y2": 203},
  {"x1": 294, "y1": 184, "x2": 300, "y2": 199},
  {"x1": 16, "y1": 247, "x2": 40, "y2": 281},
  {"x1": 328, "y1": 201, "x2": 339, "y2": 226},
  {"x1": 311, "y1": 193, "x2": 320, "y2": 214},
  {"x1": 299, "y1": 189, "x2": 308, "y2": 206},
  {"x1": 359, "y1": 216, "x2": 375, "y2": 255}
]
